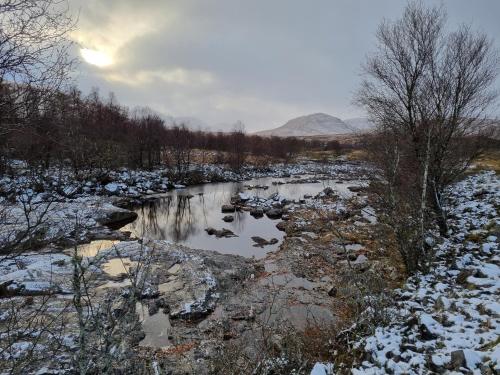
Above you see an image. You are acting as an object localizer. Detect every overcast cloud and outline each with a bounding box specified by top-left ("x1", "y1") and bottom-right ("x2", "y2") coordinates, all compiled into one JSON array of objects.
[{"x1": 69, "y1": 0, "x2": 500, "y2": 131}]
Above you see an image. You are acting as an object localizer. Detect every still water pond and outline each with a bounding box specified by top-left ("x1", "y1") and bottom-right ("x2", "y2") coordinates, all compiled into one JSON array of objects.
[{"x1": 121, "y1": 176, "x2": 354, "y2": 258}]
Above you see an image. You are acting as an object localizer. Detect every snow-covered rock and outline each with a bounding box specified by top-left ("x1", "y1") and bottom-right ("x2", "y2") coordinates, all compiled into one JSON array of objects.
[{"x1": 350, "y1": 171, "x2": 500, "y2": 374}]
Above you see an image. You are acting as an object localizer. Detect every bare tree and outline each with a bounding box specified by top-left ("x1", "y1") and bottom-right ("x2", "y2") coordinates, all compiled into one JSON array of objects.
[
  {"x1": 167, "y1": 124, "x2": 194, "y2": 180},
  {"x1": 227, "y1": 121, "x2": 247, "y2": 171},
  {"x1": 0, "y1": 0, "x2": 75, "y2": 173},
  {"x1": 357, "y1": 1, "x2": 499, "y2": 273}
]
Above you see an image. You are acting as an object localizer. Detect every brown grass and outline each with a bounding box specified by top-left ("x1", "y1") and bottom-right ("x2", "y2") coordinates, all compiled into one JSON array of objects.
[
  {"x1": 344, "y1": 149, "x2": 369, "y2": 161},
  {"x1": 469, "y1": 149, "x2": 500, "y2": 173}
]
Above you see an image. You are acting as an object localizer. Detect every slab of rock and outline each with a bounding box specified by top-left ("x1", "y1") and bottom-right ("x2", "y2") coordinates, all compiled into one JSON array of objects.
[
  {"x1": 96, "y1": 205, "x2": 138, "y2": 227},
  {"x1": 222, "y1": 215, "x2": 234, "y2": 223}
]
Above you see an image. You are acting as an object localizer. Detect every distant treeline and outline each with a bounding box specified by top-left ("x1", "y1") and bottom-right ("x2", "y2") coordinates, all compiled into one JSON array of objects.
[{"x1": 0, "y1": 85, "x2": 342, "y2": 175}]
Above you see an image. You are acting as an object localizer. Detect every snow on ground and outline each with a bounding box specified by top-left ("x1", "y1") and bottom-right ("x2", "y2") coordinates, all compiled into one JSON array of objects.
[
  {"x1": 0, "y1": 252, "x2": 75, "y2": 294},
  {"x1": 0, "y1": 161, "x2": 370, "y2": 201},
  {"x1": 0, "y1": 194, "x2": 134, "y2": 249},
  {"x1": 345, "y1": 171, "x2": 500, "y2": 374}
]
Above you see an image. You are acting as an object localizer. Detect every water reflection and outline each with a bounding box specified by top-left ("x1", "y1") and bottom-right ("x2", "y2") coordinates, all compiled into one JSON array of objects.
[
  {"x1": 72, "y1": 240, "x2": 119, "y2": 257},
  {"x1": 122, "y1": 176, "x2": 353, "y2": 258}
]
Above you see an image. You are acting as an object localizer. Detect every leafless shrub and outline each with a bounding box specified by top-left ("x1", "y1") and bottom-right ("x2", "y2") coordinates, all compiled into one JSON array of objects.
[{"x1": 356, "y1": 1, "x2": 499, "y2": 273}]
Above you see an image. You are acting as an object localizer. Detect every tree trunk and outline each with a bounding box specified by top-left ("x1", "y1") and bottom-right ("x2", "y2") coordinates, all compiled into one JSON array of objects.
[{"x1": 432, "y1": 182, "x2": 449, "y2": 236}]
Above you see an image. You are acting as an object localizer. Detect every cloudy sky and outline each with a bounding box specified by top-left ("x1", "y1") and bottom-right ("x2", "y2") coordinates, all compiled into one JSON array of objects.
[{"x1": 69, "y1": 0, "x2": 500, "y2": 132}]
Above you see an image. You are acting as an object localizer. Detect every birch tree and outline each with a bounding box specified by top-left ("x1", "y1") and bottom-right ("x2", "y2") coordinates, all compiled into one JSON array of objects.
[{"x1": 357, "y1": 1, "x2": 499, "y2": 273}]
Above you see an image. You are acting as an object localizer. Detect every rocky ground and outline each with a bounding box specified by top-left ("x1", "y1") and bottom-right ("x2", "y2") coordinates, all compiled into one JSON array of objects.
[
  {"x1": 342, "y1": 171, "x2": 500, "y2": 375},
  {"x1": 0, "y1": 159, "x2": 367, "y2": 201},
  {"x1": 1, "y1": 159, "x2": 382, "y2": 374},
  {"x1": 2, "y1": 159, "x2": 497, "y2": 375}
]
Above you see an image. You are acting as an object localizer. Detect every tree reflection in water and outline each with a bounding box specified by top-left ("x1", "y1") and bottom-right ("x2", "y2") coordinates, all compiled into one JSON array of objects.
[
  {"x1": 130, "y1": 195, "x2": 200, "y2": 242},
  {"x1": 120, "y1": 176, "x2": 351, "y2": 257}
]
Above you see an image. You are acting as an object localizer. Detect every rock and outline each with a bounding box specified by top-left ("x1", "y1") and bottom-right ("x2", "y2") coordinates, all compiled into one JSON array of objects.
[
  {"x1": 251, "y1": 236, "x2": 268, "y2": 247},
  {"x1": 353, "y1": 254, "x2": 368, "y2": 264},
  {"x1": 450, "y1": 350, "x2": 465, "y2": 370},
  {"x1": 104, "y1": 183, "x2": 120, "y2": 195},
  {"x1": 230, "y1": 194, "x2": 241, "y2": 204},
  {"x1": 238, "y1": 192, "x2": 251, "y2": 202},
  {"x1": 266, "y1": 208, "x2": 283, "y2": 219},
  {"x1": 347, "y1": 185, "x2": 363, "y2": 192},
  {"x1": 276, "y1": 221, "x2": 287, "y2": 231},
  {"x1": 148, "y1": 301, "x2": 159, "y2": 316},
  {"x1": 250, "y1": 208, "x2": 264, "y2": 218},
  {"x1": 97, "y1": 208, "x2": 138, "y2": 227},
  {"x1": 230, "y1": 306, "x2": 255, "y2": 321},
  {"x1": 419, "y1": 323, "x2": 438, "y2": 340},
  {"x1": 222, "y1": 215, "x2": 234, "y2": 223},
  {"x1": 322, "y1": 187, "x2": 335, "y2": 197},
  {"x1": 205, "y1": 227, "x2": 237, "y2": 238},
  {"x1": 327, "y1": 286, "x2": 337, "y2": 297},
  {"x1": 400, "y1": 343, "x2": 418, "y2": 352},
  {"x1": 456, "y1": 269, "x2": 473, "y2": 285},
  {"x1": 205, "y1": 227, "x2": 217, "y2": 235},
  {"x1": 221, "y1": 204, "x2": 236, "y2": 213},
  {"x1": 219, "y1": 228, "x2": 237, "y2": 238},
  {"x1": 251, "y1": 236, "x2": 279, "y2": 247}
]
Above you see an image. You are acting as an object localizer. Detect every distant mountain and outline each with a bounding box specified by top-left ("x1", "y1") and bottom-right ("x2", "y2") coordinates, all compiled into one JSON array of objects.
[{"x1": 255, "y1": 113, "x2": 373, "y2": 137}]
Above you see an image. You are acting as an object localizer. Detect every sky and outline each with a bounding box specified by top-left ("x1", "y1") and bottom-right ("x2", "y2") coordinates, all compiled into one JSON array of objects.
[{"x1": 69, "y1": 0, "x2": 500, "y2": 132}]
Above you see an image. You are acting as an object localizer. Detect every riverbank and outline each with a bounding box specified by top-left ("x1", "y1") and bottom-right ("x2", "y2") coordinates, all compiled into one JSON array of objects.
[
  {"x1": 2, "y1": 160, "x2": 497, "y2": 374},
  {"x1": 0, "y1": 159, "x2": 388, "y2": 373}
]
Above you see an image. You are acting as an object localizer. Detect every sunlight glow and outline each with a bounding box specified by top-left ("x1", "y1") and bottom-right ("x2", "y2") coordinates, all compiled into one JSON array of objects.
[{"x1": 80, "y1": 48, "x2": 113, "y2": 67}]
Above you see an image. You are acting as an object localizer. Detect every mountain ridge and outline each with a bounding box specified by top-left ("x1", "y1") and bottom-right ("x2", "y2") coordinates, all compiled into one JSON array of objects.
[{"x1": 255, "y1": 113, "x2": 373, "y2": 137}]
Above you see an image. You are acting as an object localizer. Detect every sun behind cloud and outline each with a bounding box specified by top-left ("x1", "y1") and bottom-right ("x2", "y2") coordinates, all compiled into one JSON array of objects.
[{"x1": 80, "y1": 48, "x2": 113, "y2": 67}]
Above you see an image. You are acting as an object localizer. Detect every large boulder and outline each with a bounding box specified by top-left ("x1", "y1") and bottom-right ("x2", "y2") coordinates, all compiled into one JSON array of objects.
[{"x1": 96, "y1": 205, "x2": 138, "y2": 227}]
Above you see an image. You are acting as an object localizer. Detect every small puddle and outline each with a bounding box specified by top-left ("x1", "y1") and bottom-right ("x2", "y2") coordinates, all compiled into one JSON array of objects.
[
  {"x1": 102, "y1": 257, "x2": 137, "y2": 277},
  {"x1": 136, "y1": 302, "x2": 172, "y2": 348},
  {"x1": 73, "y1": 240, "x2": 119, "y2": 257}
]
